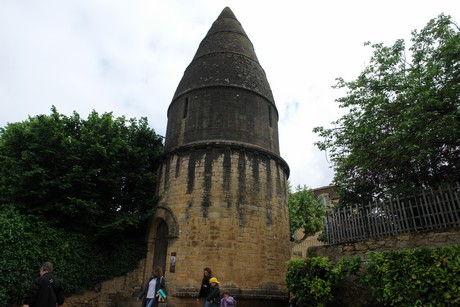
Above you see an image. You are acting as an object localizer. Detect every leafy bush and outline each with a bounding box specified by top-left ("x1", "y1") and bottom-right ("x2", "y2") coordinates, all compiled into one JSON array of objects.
[
  {"x1": 361, "y1": 245, "x2": 460, "y2": 306},
  {"x1": 286, "y1": 256, "x2": 360, "y2": 306}
]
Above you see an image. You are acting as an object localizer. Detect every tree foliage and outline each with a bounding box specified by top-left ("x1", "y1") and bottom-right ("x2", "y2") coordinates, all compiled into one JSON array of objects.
[
  {"x1": 0, "y1": 107, "x2": 164, "y2": 303},
  {"x1": 313, "y1": 14, "x2": 460, "y2": 205},
  {"x1": 288, "y1": 184, "x2": 326, "y2": 242},
  {"x1": 0, "y1": 106, "x2": 163, "y2": 242}
]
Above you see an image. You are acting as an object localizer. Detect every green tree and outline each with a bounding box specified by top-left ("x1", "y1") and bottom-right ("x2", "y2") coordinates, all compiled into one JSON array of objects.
[
  {"x1": 288, "y1": 184, "x2": 326, "y2": 242},
  {"x1": 0, "y1": 107, "x2": 164, "y2": 303},
  {"x1": 314, "y1": 14, "x2": 460, "y2": 205},
  {"x1": 0, "y1": 106, "x2": 163, "y2": 242}
]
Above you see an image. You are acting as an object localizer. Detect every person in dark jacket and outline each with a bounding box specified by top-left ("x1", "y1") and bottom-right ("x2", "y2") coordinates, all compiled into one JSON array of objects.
[
  {"x1": 206, "y1": 277, "x2": 221, "y2": 307},
  {"x1": 138, "y1": 266, "x2": 166, "y2": 307},
  {"x1": 197, "y1": 267, "x2": 213, "y2": 306},
  {"x1": 23, "y1": 261, "x2": 65, "y2": 307}
]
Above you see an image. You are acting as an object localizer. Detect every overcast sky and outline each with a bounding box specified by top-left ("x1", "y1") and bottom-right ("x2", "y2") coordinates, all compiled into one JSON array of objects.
[{"x1": 1, "y1": 0, "x2": 458, "y2": 189}]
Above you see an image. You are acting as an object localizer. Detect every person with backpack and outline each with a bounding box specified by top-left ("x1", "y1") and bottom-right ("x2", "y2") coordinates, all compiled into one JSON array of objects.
[
  {"x1": 220, "y1": 289, "x2": 236, "y2": 307},
  {"x1": 23, "y1": 261, "x2": 65, "y2": 307}
]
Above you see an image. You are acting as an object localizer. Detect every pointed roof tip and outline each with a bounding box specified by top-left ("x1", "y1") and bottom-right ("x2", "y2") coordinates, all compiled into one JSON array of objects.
[
  {"x1": 218, "y1": 6, "x2": 237, "y2": 20},
  {"x1": 206, "y1": 6, "x2": 246, "y2": 39},
  {"x1": 172, "y1": 5, "x2": 275, "y2": 105}
]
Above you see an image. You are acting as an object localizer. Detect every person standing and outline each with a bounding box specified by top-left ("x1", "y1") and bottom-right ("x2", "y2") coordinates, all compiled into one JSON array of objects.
[
  {"x1": 23, "y1": 261, "x2": 65, "y2": 307},
  {"x1": 138, "y1": 266, "x2": 166, "y2": 307},
  {"x1": 206, "y1": 277, "x2": 221, "y2": 307},
  {"x1": 197, "y1": 267, "x2": 213, "y2": 306}
]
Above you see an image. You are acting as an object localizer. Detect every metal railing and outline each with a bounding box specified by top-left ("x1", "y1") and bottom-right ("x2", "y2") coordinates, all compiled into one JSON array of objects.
[{"x1": 324, "y1": 183, "x2": 460, "y2": 244}]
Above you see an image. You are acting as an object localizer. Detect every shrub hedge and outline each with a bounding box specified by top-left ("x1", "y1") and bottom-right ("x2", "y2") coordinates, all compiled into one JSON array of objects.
[
  {"x1": 286, "y1": 256, "x2": 360, "y2": 306},
  {"x1": 362, "y1": 245, "x2": 460, "y2": 306},
  {"x1": 286, "y1": 245, "x2": 459, "y2": 306}
]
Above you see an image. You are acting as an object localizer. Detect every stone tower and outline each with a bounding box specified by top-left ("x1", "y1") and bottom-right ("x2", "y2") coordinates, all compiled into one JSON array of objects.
[{"x1": 146, "y1": 7, "x2": 290, "y2": 306}]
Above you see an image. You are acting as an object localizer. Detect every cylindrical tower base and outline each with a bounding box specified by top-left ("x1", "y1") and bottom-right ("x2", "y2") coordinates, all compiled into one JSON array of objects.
[{"x1": 146, "y1": 143, "x2": 290, "y2": 304}]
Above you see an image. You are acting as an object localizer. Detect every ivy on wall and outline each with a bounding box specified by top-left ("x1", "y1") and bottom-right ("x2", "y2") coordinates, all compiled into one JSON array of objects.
[{"x1": 0, "y1": 207, "x2": 146, "y2": 306}]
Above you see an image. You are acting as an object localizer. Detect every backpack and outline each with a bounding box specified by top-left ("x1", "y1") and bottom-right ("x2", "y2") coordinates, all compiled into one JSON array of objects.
[{"x1": 223, "y1": 296, "x2": 236, "y2": 306}]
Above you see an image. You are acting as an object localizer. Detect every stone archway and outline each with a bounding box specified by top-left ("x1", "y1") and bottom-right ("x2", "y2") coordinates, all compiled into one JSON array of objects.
[
  {"x1": 145, "y1": 205, "x2": 179, "y2": 278},
  {"x1": 152, "y1": 205, "x2": 179, "y2": 238}
]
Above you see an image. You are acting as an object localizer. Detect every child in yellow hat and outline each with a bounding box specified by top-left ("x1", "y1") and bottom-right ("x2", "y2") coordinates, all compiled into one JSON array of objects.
[{"x1": 206, "y1": 277, "x2": 221, "y2": 307}]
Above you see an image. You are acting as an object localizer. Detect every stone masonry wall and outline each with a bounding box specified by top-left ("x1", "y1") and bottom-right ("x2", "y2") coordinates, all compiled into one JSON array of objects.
[
  {"x1": 64, "y1": 258, "x2": 146, "y2": 307},
  {"x1": 307, "y1": 227, "x2": 460, "y2": 261},
  {"x1": 147, "y1": 146, "x2": 291, "y2": 307}
]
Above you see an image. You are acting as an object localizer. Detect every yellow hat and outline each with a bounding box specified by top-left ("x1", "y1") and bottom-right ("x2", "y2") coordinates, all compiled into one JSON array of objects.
[{"x1": 209, "y1": 277, "x2": 220, "y2": 284}]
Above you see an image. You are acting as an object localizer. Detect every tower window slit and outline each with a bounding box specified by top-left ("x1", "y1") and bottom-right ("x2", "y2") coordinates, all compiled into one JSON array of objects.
[
  {"x1": 268, "y1": 105, "x2": 272, "y2": 127},
  {"x1": 183, "y1": 98, "x2": 189, "y2": 118}
]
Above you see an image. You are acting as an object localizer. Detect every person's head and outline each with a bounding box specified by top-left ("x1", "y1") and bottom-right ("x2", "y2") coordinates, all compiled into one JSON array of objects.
[
  {"x1": 40, "y1": 262, "x2": 53, "y2": 276},
  {"x1": 203, "y1": 267, "x2": 212, "y2": 278},
  {"x1": 153, "y1": 266, "x2": 163, "y2": 277},
  {"x1": 209, "y1": 277, "x2": 220, "y2": 286},
  {"x1": 222, "y1": 289, "x2": 230, "y2": 297}
]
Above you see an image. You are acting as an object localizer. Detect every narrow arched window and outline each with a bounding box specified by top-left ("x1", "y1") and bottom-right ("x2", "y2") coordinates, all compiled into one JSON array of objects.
[
  {"x1": 268, "y1": 105, "x2": 272, "y2": 127},
  {"x1": 183, "y1": 97, "x2": 189, "y2": 118}
]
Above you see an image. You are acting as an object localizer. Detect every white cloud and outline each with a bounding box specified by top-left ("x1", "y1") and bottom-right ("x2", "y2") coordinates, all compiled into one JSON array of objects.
[{"x1": 0, "y1": 0, "x2": 458, "y2": 189}]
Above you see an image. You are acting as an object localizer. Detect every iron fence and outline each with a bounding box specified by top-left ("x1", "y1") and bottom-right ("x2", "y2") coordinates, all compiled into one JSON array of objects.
[{"x1": 324, "y1": 183, "x2": 460, "y2": 244}]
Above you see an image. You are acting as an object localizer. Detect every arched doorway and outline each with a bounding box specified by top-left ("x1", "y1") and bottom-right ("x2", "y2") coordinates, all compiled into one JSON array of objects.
[{"x1": 153, "y1": 220, "x2": 168, "y2": 275}]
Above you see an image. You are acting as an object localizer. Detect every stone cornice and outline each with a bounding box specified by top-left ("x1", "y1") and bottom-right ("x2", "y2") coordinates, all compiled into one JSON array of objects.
[{"x1": 162, "y1": 140, "x2": 290, "y2": 178}]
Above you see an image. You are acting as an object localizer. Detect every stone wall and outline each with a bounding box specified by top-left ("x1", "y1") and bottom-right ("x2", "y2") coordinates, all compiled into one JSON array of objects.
[
  {"x1": 291, "y1": 232, "x2": 324, "y2": 258},
  {"x1": 307, "y1": 227, "x2": 460, "y2": 261},
  {"x1": 64, "y1": 259, "x2": 146, "y2": 307},
  {"x1": 149, "y1": 145, "x2": 291, "y2": 307}
]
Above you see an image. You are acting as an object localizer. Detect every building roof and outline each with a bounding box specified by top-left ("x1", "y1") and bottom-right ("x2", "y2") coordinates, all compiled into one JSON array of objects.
[
  {"x1": 312, "y1": 185, "x2": 339, "y2": 202},
  {"x1": 172, "y1": 7, "x2": 275, "y2": 106}
]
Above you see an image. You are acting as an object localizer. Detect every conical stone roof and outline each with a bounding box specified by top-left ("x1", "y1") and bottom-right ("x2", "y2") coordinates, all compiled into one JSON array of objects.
[
  {"x1": 172, "y1": 7, "x2": 275, "y2": 105},
  {"x1": 165, "y1": 7, "x2": 283, "y2": 155}
]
